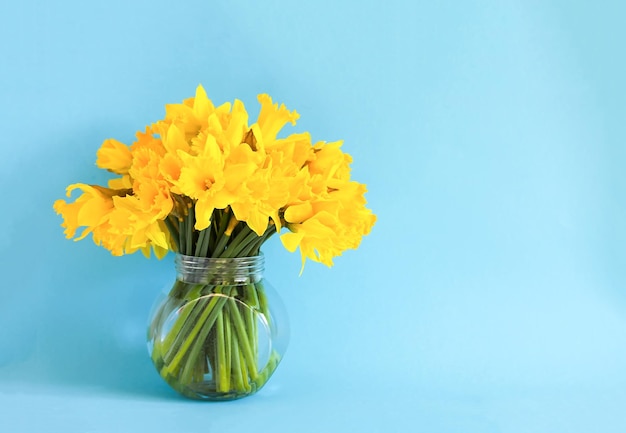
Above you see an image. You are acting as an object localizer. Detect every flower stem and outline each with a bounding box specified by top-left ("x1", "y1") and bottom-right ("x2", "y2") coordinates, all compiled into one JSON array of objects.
[
  {"x1": 195, "y1": 227, "x2": 211, "y2": 257},
  {"x1": 164, "y1": 216, "x2": 180, "y2": 252},
  {"x1": 211, "y1": 211, "x2": 234, "y2": 257},
  {"x1": 231, "y1": 330, "x2": 251, "y2": 392},
  {"x1": 227, "y1": 298, "x2": 259, "y2": 379},
  {"x1": 185, "y1": 205, "x2": 195, "y2": 255},
  {"x1": 224, "y1": 307, "x2": 232, "y2": 390},
  {"x1": 215, "y1": 310, "x2": 228, "y2": 392},
  {"x1": 160, "y1": 292, "x2": 228, "y2": 377},
  {"x1": 158, "y1": 284, "x2": 206, "y2": 363},
  {"x1": 223, "y1": 229, "x2": 260, "y2": 258}
]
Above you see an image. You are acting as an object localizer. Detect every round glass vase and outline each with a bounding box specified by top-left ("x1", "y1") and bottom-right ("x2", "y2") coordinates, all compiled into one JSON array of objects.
[{"x1": 147, "y1": 254, "x2": 289, "y2": 400}]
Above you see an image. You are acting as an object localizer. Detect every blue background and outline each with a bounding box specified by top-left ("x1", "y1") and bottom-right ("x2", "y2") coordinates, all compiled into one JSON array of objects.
[{"x1": 1, "y1": 0, "x2": 625, "y2": 431}]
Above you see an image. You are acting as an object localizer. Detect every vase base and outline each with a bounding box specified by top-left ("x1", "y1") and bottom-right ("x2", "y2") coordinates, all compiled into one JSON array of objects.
[{"x1": 178, "y1": 383, "x2": 258, "y2": 401}]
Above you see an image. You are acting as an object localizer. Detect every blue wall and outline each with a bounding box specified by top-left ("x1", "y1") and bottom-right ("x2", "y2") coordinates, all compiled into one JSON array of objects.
[{"x1": 1, "y1": 1, "x2": 625, "y2": 431}]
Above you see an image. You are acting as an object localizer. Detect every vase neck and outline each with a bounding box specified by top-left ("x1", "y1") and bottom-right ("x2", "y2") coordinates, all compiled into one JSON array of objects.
[{"x1": 175, "y1": 254, "x2": 265, "y2": 284}]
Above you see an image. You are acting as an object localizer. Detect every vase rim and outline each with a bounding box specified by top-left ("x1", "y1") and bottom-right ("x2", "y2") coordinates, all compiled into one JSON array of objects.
[
  {"x1": 175, "y1": 252, "x2": 264, "y2": 261},
  {"x1": 175, "y1": 253, "x2": 265, "y2": 284}
]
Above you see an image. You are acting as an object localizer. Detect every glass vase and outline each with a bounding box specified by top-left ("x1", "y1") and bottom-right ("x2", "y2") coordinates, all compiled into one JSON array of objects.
[{"x1": 147, "y1": 254, "x2": 289, "y2": 400}]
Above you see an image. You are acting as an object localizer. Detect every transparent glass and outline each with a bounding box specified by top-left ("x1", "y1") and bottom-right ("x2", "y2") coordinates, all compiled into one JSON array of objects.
[{"x1": 147, "y1": 254, "x2": 289, "y2": 400}]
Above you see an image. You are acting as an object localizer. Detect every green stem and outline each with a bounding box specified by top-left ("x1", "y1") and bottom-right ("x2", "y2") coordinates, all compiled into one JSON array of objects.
[
  {"x1": 230, "y1": 329, "x2": 244, "y2": 391},
  {"x1": 243, "y1": 283, "x2": 260, "y2": 358},
  {"x1": 211, "y1": 233, "x2": 231, "y2": 258},
  {"x1": 211, "y1": 210, "x2": 233, "y2": 257},
  {"x1": 257, "y1": 282, "x2": 271, "y2": 327},
  {"x1": 209, "y1": 209, "x2": 221, "y2": 252},
  {"x1": 215, "y1": 311, "x2": 228, "y2": 392},
  {"x1": 158, "y1": 284, "x2": 207, "y2": 364},
  {"x1": 161, "y1": 293, "x2": 228, "y2": 377},
  {"x1": 254, "y1": 350, "x2": 280, "y2": 389},
  {"x1": 185, "y1": 204, "x2": 195, "y2": 255},
  {"x1": 240, "y1": 227, "x2": 276, "y2": 256},
  {"x1": 195, "y1": 227, "x2": 211, "y2": 257},
  {"x1": 224, "y1": 306, "x2": 232, "y2": 391},
  {"x1": 243, "y1": 299, "x2": 257, "y2": 361},
  {"x1": 216, "y1": 222, "x2": 248, "y2": 257},
  {"x1": 164, "y1": 216, "x2": 180, "y2": 252},
  {"x1": 227, "y1": 299, "x2": 259, "y2": 379},
  {"x1": 222, "y1": 230, "x2": 260, "y2": 258},
  {"x1": 178, "y1": 215, "x2": 186, "y2": 257}
]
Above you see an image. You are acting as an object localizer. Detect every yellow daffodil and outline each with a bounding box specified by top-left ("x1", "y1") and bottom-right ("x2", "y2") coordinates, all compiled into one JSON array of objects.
[
  {"x1": 53, "y1": 183, "x2": 116, "y2": 240},
  {"x1": 54, "y1": 86, "x2": 375, "y2": 266},
  {"x1": 96, "y1": 139, "x2": 133, "y2": 174},
  {"x1": 256, "y1": 94, "x2": 299, "y2": 143}
]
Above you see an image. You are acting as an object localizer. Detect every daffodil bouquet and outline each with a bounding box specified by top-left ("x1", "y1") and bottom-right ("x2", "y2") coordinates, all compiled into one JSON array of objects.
[{"x1": 54, "y1": 86, "x2": 376, "y2": 399}]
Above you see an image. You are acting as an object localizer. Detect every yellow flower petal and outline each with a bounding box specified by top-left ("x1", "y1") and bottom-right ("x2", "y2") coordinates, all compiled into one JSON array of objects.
[
  {"x1": 284, "y1": 202, "x2": 313, "y2": 224},
  {"x1": 280, "y1": 231, "x2": 304, "y2": 253},
  {"x1": 96, "y1": 139, "x2": 132, "y2": 174},
  {"x1": 256, "y1": 94, "x2": 299, "y2": 142},
  {"x1": 193, "y1": 85, "x2": 214, "y2": 120}
]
